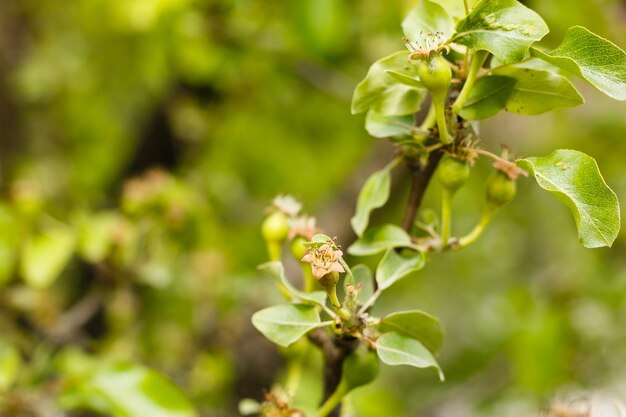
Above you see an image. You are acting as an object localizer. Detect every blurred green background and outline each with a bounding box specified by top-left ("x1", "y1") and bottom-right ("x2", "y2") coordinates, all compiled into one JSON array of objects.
[{"x1": 0, "y1": 0, "x2": 625, "y2": 416}]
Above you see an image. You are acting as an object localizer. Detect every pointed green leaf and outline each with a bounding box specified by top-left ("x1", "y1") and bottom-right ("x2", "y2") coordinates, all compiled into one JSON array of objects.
[
  {"x1": 347, "y1": 225, "x2": 414, "y2": 256},
  {"x1": 376, "y1": 249, "x2": 425, "y2": 290},
  {"x1": 376, "y1": 332, "x2": 444, "y2": 381},
  {"x1": 385, "y1": 70, "x2": 423, "y2": 88},
  {"x1": 530, "y1": 26, "x2": 626, "y2": 100},
  {"x1": 379, "y1": 311, "x2": 444, "y2": 354},
  {"x1": 458, "y1": 75, "x2": 516, "y2": 120},
  {"x1": 402, "y1": 0, "x2": 455, "y2": 41},
  {"x1": 351, "y1": 165, "x2": 393, "y2": 236},
  {"x1": 20, "y1": 226, "x2": 76, "y2": 289},
  {"x1": 517, "y1": 149, "x2": 620, "y2": 248},
  {"x1": 352, "y1": 51, "x2": 427, "y2": 116},
  {"x1": 84, "y1": 363, "x2": 198, "y2": 417},
  {"x1": 365, "y1": 111, "x2": 418, "y2": 138},
  {"x1": 454, "y1": 0, "x2": 549, "y2": 64},
  {"x1": 252, "y1": 304, "x2": 326, "y2": 347},
  {"x1": 491, "y1": 66, "x2": 584, "y2": 114},
  {"x1": 258, "y1": 262, "x2": 327, "y2": 307},
  {"x1": 0, "y1": 339, "x2": 21, "y2": 392}
]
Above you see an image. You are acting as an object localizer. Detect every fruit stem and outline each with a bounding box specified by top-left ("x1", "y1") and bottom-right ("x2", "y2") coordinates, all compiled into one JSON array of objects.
[
  {"x1": 302, "y1": 263, "x2": 315, "y2": 293},
  {"x1": 266, "y1": 241, "x2": 282, "y2": 262},
  {"x1": 457, "y1": 204, "x2": 497, "y2": 248},
  {"x1": 440, "y1": 188, "x2": 454, "y2": 248},
  {"x1": 432, "y1": 93, "x2": 452, "y2": 144},
  {"x1": 327, "y1": 286, "x2": 351, "y2": 321},
  {"x1": 452, "y1": 50, "x2": 489, "y2": 114},
  {"x1": 313, "y1": 380, "x2": 348, "y2": 417}
]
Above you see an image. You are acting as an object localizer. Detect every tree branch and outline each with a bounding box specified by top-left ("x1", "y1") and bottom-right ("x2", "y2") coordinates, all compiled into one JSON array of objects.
[{"x1": 401, "y1": 150, "x2": 444, "y2": 232}]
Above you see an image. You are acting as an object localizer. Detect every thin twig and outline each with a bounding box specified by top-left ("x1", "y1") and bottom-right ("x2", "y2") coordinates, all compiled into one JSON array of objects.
[{"x1": 400, "y1": 150, "x2": 444, "y2": 232}]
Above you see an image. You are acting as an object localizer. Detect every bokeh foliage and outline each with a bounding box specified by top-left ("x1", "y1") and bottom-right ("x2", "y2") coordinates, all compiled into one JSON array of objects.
[{"x1": 0, "y1": 0, "x2": 625, "y2": 416}]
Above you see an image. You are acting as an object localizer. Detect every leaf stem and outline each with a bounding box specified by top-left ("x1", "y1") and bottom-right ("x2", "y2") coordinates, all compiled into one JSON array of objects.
[
  {"x1": 440, "y1": 188, "x2": 454, "y2": 248},
  {"x1": 357, "y1": 288, "x2": 382, "y2": 316},
  {"x1": 463, "y1": 0, "x2": 469, "y2": 15},
  {"x1": 452, "y1": 50, "x2": 489, "y2": 114},
  {"x1": 313, "y1": 380, "x2": 348, "y2": 417}
]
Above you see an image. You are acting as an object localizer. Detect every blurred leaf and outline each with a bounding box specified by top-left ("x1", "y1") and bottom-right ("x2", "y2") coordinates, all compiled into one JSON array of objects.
[
  {"x1": 375, "y1": 249, "x2": 425, "y2": 291},
  {"x1": 84, "y1": 363, "x2": 198, "y2": 417},
  {"x1": 402, "y1": 0, "x2": 455, "y2": 41},
  {"x1": 491, "y1": 66, "x2": 584, "y2": 114},
  {"x1": 365, "y1": 111, "x2": 420, "y2": 138},
  {"x1": 530, "y1": 26, "x2": 626, "y2": 100},
  {"x1": 352, "y1": 52, "x2": 427, "y2": 116},
  {"x1": 20, "y1": 225, "x2": 76, "y2": 289},
  {"x1": 436, "y1": 0, "x2": 481, "y2": 18},
  {"x1": 258, "y1": 262, "x2": 327, "y2": 307},
  {"x1": 0, "y1": 339, "x2": 21, "y2": 392},
  {"x1": 379, "y1": 311, "x2": 444, "y2": 354},
  {"x1": 459, "y1": 75, "x2": 516, "y2": 120},
  {"x1": 252, "y1": 304, "x2": 327, "y2": 347},
  {"x1": 77, "y1": 212, "x2": 118, "y2": 263},
  {"x1": 454, "y1": 0, "x2": 549, "y2": 63},
  {"x1": 351, "y1": 164, "x2": 393, "y2": 236},
  {"x1": 375, "y1": 332, "x2": 444, "y2": 381},
  {"x1": 517, "y1": 149, "x2": 620, "y2": 248},
  {"x1": 347, "y1": 225, "x2": 414, "y2": 256}
]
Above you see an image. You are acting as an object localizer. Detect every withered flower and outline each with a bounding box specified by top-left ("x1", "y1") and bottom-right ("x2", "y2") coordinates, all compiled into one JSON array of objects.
[
  {"x1": 301, "y1": 243, "x2": 345, "y2": 280},
  {"x1": 270, "y1": 195, "x2": 302, "y2": 217},
  {"x1": 288, "y1": 215, "x2": 318, "y2": 240}
]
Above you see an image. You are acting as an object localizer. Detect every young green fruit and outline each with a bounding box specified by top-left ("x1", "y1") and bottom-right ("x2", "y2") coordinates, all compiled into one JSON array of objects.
[
  {"x1": 261, "y1": 211, "x2": 290, "y2": 243},
  {"x1": 417, "y1": 55, "x2": 452, "y2": 94},
  {"x1": 290, "y1": 236, "x2": 308, "y2": 261},
  {"x1": 486, "y1": 171, "x2": 516, "y2": 207},
  {"x1": 342, "y1": 345, "x2": 379, "y2": 391},
  {"x1": 437, "y1": 156, "x2": 470, "y2": 193},
  {"x1": 418, "y1": 55, "x2": 452, "y2": 144}
]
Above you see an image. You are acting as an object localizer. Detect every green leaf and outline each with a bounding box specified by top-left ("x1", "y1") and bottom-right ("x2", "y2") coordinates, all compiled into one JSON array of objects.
[
  {"x1": 402, "y1": 0, "x2": 455, "y2": 41},
  {"x1": 376, "y1": 332, "x2": 444, "y2": 381},
  {"x1": 517, "y1": 149, "x2": 620, "y2": 248},
  {"x1": 379, "y1": 311, "x2": 444, "y2": 354},
  {"x1": 530, "y1": 26, "x2": 626, "y2": 100},
  {"x1": 458, "y1": 75, "x2": 516, "y2": 120},
  {"x1": 85, "y1": 363, "x2": 198, "y2": 417},
  {"x1": 454, "y1": 0, "x2": 549, "y2": 64},
  {"x1": 258, "y1": 262, "x2": 327, "y2": 306},
  {"x1": 365, "y1": 111, "x2": 418, "y2": 138},
  {"x1": 437, "y1": 0, "x2": 481, "y2": 18},
  {"x1": 352, "y1": 51, "x2": 427, "y2": 116},
  {"x1": 490, "y1": 66, "x2": 584, "y2": 114},
  {"x1": 376, "y1": 249, "x2": 425, "y2": 290},
  {"x1": 347, "y1": 225, "x2": 414, "y2": 256},
  {"x1": 20, "y1": 225, "x2": 76, "y2": 289},
  {"x1": 0, "y1": 339, "x2": 21, "y2": 392},
  {"x1": 385, "y1": 70, "x2": 423, "y2": 88},
  {"x1": 351, "y1": 165, "x2": 393, "y2": 236},
  {"x1": 252, "y1": 304, "x2": 327, "y2": 347}
]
